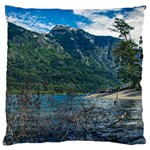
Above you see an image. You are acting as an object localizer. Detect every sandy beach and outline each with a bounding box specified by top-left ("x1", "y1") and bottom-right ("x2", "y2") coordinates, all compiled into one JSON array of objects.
[{"x1": 86, "y1": 89, "x2": 142, "y2": 100}]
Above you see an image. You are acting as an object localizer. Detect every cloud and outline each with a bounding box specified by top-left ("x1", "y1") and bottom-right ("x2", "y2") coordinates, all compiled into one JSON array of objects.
[
  {"x1": 73, "y1": 8, "x2": 122, "y2": 18},
  {"x1": 73, "y1": 7, "x2": 145, "y2": 42},
  {"x1": 6, "y1": 7, "x2": 145, "y2": 42},
  {"x1": 124, "y1": 7, "x2": 145, "y2": 42},
  {"x1": 73, "y1": 9, "x2": 101, "y2": 18},
  {"x1": 6, "y1": 12, "x2": 55, "y2": 33},
  {"x1": 76, "y1": 16, "x2": 119, "y2": 38},
  {"x1": 74, "y1": 10, "x2": 119, "y2": 38}
]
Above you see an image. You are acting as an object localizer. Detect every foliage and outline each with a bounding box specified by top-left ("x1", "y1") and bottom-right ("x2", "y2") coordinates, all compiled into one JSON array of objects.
[
  {"x1": 7, "y1": 22, "x2": 120, "y2": 94},
  {"x1": 108, "y1": 18, "x2": 134, "y2": 40},
  {"x1": 110, "y1": 18, "x2": 142, "y2": 89}
]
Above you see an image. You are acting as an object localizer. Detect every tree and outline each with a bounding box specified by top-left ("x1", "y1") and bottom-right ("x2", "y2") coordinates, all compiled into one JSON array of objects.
[
  {"x1": 108, "y1": 18, "x2": 134, "y2": 40},
  {"x1": 109, "y1": 18, "x2": 142, "y2": 89}
]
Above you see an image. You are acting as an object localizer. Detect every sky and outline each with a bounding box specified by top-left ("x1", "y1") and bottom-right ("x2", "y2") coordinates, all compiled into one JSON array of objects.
[{"x1": 5, "y1": 5, "x2": 145, "y2": 42}]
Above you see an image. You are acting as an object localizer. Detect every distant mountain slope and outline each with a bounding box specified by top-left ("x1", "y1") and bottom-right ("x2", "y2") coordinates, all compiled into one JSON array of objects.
[
  {"x1": 7, "y1": 22, "x2": 121, "y2": 94},
  {"x1": 49, "y1": 25, "x2": 120, "y2": 70}
]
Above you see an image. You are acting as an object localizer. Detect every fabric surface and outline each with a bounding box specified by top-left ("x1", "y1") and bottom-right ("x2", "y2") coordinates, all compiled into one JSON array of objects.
[{"x1": 4, "y1": 5, "x2": 146, "y2": 145}]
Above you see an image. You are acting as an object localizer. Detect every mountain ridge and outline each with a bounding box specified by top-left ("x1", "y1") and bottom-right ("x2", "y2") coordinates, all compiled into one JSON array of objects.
[
  {"x1": 49, "y1": 24, "x2": 120, "y2": 70},
  {"x1": 7, "y1": 22, "x2": 121, "y2": 94}
]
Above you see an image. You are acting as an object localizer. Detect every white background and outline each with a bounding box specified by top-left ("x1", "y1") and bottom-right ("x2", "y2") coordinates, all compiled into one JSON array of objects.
[{"x1": 0, "y1": 0, "x2": 150, "y2": 150}]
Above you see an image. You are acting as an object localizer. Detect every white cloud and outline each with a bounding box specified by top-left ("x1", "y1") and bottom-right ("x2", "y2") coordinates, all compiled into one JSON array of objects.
[
  {"x1": 73, "y1": 9, "x2": 100, "y2": 18},
  {"x1": 6, "y1": 12, "x2": 55, "y2": 33},
  {"x1": 124, "y1": 8, "x2": 144, "y2": 42},
  {"x1": 76, "y1": 16, "x2": 119, "y2": 38},
  {"x1": 73, "y1": 8, "x2": 122, "y2": 18},
  {"x1": 7, "y1": 7, "x2": 145, "y2": 42},
  {"x1": 7, "y1": 15, "x2": 33, "y2": 31},
  {"x1": 73, "y1": 7, "x2": 145, "y2": 42}
]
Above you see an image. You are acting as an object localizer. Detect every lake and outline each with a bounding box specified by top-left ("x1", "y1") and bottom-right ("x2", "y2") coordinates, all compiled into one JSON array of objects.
[{"x1": 4, "y1": 94, "x2": 145, "y2": 145}]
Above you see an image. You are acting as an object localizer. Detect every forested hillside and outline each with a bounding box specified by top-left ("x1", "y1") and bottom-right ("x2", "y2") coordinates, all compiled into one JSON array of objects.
[{"x1": 7, "y1": 22, "x2": 120, "y2": 94}]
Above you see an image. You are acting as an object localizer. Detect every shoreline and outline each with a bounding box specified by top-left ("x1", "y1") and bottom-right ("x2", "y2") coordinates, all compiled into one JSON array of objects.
[{"x1": 86, "y1": 89, "x2": 142, "y2": 100}]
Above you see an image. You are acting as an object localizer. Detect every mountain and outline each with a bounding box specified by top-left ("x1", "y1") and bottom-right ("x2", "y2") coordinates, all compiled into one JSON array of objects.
[
  {"x1": 7, "y1": 22, "x2": 121, "y2": 94},
  {"x1": 49, "y1": 25, "x2": 120, "y2": 70}
]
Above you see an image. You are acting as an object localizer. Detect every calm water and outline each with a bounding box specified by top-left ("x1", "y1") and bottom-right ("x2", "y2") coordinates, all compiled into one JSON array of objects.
[{"x1": 4, "y1": 94, "x2": 145, "y2": 145}]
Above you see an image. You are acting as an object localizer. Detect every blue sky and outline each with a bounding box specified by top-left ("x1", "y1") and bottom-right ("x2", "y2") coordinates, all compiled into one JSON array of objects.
[{"x1": 5, "y1": 5, "x2": 145, "y2": 42}]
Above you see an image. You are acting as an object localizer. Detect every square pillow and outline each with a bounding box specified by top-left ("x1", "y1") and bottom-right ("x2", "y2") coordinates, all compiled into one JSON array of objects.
[{"x1": 4, "y1": 5, "x2": 146, "y2": 145}]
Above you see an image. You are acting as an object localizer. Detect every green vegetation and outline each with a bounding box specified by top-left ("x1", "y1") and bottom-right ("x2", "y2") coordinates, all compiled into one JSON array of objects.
[
  {"x1": 109, "y1": 18, "x2": 142, "y2": 90},
  {"x1": 7, "y1": 23, "x2": 120, "y2": 94}
]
